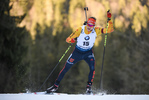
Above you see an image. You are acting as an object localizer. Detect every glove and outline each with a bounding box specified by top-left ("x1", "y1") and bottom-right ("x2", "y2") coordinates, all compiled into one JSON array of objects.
[
  {"x1": 71, "y1": 38, "x2": 75, "y2": 43},
  {"x1": 66, "y1": 37, "x2": 76, "y2": 43},
  {"x1": 107, "y1": 12, "x2": 111, "y2": 18},
  {"x1": 107, "y1": 10, "x2": 111, "y2": 22}
]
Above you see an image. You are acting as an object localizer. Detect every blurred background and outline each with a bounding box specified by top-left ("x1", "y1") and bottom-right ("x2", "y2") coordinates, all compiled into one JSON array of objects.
[{"x1": 0, "y1": 0, "x2": 149, "y2": 94}]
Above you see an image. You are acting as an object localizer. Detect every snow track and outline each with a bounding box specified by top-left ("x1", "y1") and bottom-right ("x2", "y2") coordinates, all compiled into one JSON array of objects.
[{"x1": 0, "y1": 93, "x2": 149, "y2": 100}]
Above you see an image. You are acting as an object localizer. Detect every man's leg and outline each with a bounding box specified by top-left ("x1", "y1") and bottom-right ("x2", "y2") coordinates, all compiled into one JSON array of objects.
[
  {"x1": 84, "y1": 51, "x2": 95, "y2": 94},
  {"x1": 54, "y1": 48, "x2": 82, "y2": 86}
]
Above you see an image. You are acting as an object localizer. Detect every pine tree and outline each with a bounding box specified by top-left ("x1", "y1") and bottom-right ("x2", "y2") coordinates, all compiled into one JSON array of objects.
[{"x1": 0, "y1": 0, "x2": 30, "y2": 92}]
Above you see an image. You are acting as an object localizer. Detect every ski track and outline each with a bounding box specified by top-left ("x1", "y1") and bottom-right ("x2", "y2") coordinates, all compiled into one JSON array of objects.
[{"x1": 0, "y1": 93, "x2": 149, "y2": 100}]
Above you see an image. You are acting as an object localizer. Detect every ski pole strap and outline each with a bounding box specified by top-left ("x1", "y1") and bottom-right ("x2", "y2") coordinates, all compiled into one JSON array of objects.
[{"x1": 59, "y1": 44, "x2": 72, "y2": 62}]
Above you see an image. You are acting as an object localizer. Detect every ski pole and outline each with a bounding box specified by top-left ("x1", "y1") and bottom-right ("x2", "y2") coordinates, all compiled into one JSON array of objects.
[
  {"x1": 99, "y1": 10, "x2": 110, "y2": 91},
  {"x1": 38, "y1": 44, "x2": 72, "y2": 91},
  {"x1": 84, "y1": 7, "x2": 88, "y2": 24}
]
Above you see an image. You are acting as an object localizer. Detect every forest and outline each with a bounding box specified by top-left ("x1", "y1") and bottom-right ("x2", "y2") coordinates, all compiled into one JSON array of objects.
[{"x1": 0, "y1": 0, "x2": 149, "y2": 94}]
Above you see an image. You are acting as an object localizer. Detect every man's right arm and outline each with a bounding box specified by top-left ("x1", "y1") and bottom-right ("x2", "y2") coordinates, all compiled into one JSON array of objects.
[{"x1": 66, "y1": 27, "x2": 82, "y2": 43}]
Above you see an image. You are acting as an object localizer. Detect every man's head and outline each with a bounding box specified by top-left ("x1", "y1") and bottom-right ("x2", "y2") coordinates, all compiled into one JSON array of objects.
[
  {"x1": 87, "y1": 17, "x2": 96, "y2": 25},
  {"x1": 86, "y1": 17, "x2": 96, "y2": 31}
]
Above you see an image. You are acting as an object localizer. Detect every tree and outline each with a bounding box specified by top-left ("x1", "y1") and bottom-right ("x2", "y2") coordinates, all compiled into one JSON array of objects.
[{"x1": 0, "y1": 0, "x2": 30, "y2": 93}]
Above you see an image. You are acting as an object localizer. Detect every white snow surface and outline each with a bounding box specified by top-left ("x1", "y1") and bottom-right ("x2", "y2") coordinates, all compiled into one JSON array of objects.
[{"x1": 0, "y1": 92, "x2": 149, "y2": 100}]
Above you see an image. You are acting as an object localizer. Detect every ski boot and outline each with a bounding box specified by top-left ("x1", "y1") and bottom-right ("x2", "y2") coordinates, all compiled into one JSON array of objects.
[
  {"x1": 86, "y1": 82, "x2": 93, "y2": 95},
  {"x1": 46, "y1": 84, "x2": 58, "y2": 94}
]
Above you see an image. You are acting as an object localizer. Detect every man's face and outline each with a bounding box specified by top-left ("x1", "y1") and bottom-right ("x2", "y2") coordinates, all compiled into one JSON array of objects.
[{"x1": 86, "y1": 23, "x2": 94, "y2": 31}]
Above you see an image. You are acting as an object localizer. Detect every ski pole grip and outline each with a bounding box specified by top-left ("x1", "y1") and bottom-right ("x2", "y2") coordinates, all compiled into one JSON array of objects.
[{"x1": 84, "y1": 7, "x2": 88, "y2": 11}]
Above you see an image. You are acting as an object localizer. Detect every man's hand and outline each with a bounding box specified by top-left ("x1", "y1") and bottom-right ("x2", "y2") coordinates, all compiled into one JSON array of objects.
[
  {"x1": 71, "y1": 38, "x2": 75, "y2": 43},
  {"x1": 107, "y1": 11, "x2": 112, "y2": 22},
  {"x1": 66, "y1": 37, "x2": 75, "y2": 43},
  {"x1": 107, "y1": 12, "x2": 111, "y2": 18}
]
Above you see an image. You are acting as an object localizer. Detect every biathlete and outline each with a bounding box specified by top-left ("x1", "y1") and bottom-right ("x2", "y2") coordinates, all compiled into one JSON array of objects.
[{"x1": 47, "y1": 11, "x2": 114, "y2": 94}]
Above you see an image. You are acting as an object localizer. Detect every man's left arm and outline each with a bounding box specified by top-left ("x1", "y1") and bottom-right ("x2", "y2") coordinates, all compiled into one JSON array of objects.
[
  {"x1": 95, "y1": 21, "x2": 114, "y2": 36},
  {"x1": 102, "y1": 20, "x2": 114, "y2": 34}
]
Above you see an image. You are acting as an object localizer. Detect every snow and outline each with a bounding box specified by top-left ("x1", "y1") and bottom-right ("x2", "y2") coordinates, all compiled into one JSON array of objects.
[{"x1": 0, "y1": 93, "x2": 149, "y2": 100}]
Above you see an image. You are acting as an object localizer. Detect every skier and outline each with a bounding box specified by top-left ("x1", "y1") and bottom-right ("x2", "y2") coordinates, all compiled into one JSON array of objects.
[{"x1": 47, "y1": 11, "x2": 114, "y2": 94}]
